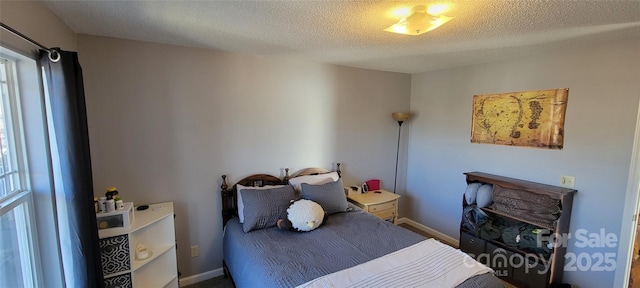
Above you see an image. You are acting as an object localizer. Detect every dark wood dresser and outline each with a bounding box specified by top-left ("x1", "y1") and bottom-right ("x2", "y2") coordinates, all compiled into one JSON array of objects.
[{"x1": 460, "y1": 172, "x2": 576, "y2": 288}]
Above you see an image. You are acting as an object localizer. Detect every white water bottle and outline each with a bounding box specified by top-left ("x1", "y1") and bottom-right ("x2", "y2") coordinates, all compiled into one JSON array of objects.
[
  {"x1": 98, "y1": 197, "x2": 107, "y2": 213},
  {"x1": 106, "y1": 199, "x2": 115, "y2": 212},
  {"x1": 116, "y1": 199, "x2": 124, "y2": 210}
]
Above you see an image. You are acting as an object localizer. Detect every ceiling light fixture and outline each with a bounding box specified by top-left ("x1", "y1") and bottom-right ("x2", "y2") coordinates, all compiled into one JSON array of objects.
[{"x1": 384, "y1": 5, "x2": 453, "y2": 36}]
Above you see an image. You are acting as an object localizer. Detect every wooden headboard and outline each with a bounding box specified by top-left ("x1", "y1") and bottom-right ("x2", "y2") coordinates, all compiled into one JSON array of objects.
[{"x1": 220, "y1": 163, "x2": 341, "y2": 227}]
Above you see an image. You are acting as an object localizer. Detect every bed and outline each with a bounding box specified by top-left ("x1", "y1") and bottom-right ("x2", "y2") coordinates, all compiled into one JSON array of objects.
[{"x1": 221, "y1": 165, "x2": 504, "y2": 288}]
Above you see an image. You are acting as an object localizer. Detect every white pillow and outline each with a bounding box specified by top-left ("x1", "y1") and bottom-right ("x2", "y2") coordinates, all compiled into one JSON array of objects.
[
  {"x1": 237, "y1": 184, "x2": 285, "y2": 223},
  {"x1": 464, "y1": 183, "x2": 482, "y2": 205},
  {"x1": 476, "y1": 184, "x2": 494, "y2": 208},
  {"x1": 288, "y1": 172, "x2": 340, "y2": 192}
]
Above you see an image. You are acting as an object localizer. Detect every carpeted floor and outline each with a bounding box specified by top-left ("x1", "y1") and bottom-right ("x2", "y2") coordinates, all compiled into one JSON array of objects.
[
  {"x1": 182, "y1": 275, "x2": 234, "y2": 288},
  {"x1": 398, "y1": 223, "x2": 440, "y2": 240}
]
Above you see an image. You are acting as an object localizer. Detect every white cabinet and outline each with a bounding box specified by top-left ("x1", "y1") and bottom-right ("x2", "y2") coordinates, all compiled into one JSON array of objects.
[{"x1": 98, "y1": 202, "x2": 178, "y2": 288}]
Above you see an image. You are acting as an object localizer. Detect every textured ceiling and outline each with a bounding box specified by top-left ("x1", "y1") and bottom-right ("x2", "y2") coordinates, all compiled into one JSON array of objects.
[{"x1": 43, "y1": 0, "x2": 640, "y2": 74}]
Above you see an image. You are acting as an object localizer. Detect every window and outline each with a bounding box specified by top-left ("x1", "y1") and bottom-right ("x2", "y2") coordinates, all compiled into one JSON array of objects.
[
  {"x1": 0, "y1": 56, "x2": 41, "y2": 287},
  {"x1": 0, "y1": 59, "x2": 25, "y2": 197}
]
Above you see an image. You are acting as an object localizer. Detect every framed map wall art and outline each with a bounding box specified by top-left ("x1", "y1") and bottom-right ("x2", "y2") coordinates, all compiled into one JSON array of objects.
[{"x1": 470, "y1": 88, "x2": 568, "y2": 149}]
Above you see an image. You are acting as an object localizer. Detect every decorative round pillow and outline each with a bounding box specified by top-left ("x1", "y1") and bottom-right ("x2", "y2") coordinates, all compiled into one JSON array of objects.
[
  {"x1": 464, "y1": 183, "x2": 482, "y2": 205},
  {"x1": 287, "y1": 199, "x2": 325, "y2": 232},
  {"x1": 476, "y1": 184, "x2": 494, "y2": 208}
]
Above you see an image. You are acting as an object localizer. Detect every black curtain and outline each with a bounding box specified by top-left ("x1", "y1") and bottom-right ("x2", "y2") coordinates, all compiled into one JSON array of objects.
[{"x1": 39, "y1": 48, "x2": 103, "y2": 288}]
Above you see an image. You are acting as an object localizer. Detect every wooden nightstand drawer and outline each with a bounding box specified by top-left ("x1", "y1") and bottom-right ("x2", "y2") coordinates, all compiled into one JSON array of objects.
[
  {"x1": 348, "y1": 190, "x2": 400, "y2": 224},
  {"x1": 368, "y1": 201, "x2": 396, "y2": 213},
  {"x1": 372, "y1": 207, "x2": 396, "y2": 220}
]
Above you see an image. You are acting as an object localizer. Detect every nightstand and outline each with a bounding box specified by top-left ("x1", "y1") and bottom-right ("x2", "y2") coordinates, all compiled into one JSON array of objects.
[{"x1": 347, "y1": 190, "x2": 400, "y2": 224}]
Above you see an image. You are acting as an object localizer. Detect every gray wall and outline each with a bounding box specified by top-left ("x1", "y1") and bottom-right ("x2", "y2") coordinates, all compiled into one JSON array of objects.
[
  {"x1": 76, "y1": 34, "x2": 411, "y2": 279},
  {"x1": 0, "y1": 1, "x2": 76, "y2": 53},
  {"x1": 407, "y1": 38, "x2": 640, "y2": 287}
]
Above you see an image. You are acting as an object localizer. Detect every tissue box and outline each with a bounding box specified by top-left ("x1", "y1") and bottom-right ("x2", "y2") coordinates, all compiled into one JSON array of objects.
[
  {"x1": 96, "y1": 202, "x2": 134, "y2": 230},
  {"x1": 344, "y1": 186, "x2": 362, "y2": 196}
]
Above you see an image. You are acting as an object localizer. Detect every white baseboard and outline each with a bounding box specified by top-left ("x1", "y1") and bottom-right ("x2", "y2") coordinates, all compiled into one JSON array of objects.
[
  {"x1": 396, "y1": 217, "x2": 460, "y2": 248},
  {"x1": 179, "y1": 267, "x2": 224, "y2": 287}
]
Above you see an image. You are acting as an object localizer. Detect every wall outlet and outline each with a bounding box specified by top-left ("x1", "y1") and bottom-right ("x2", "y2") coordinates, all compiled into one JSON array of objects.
[
  {"x1": 190, "y1": 245, "x2": 199, "y2": 257},
  {"x1": 560, "y1": 175, "x2": 575, "y2": 188}
]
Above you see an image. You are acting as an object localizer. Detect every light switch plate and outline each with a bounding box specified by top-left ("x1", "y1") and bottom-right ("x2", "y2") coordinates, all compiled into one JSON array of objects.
[
  {"x1": 560, "y1": 175, "x2": 575, "y2": 188},
  {"x1": 191, "y1": 245, "x2": 199, "y2": 257}
]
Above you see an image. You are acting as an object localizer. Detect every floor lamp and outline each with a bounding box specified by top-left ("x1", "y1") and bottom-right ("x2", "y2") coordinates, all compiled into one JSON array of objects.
[{"x1": 392, "y1": 112, "x2": 410, "y2": 194}]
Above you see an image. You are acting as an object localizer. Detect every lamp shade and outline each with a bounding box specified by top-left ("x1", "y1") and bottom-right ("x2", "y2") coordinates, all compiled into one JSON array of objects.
[{"x1": 392, "y1": 112, "x2": 410, "y2": 122}]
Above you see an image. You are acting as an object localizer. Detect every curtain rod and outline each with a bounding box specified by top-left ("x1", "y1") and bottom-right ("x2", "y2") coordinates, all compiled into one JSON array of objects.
[{"x1": 0, "y1": 21, "x2": 60, "y2": 62}]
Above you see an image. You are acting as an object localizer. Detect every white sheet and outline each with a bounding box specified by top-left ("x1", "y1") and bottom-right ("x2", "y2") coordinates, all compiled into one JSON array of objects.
[{"x1": 296, "y1": 238, "x2": 493, "y2": 288}]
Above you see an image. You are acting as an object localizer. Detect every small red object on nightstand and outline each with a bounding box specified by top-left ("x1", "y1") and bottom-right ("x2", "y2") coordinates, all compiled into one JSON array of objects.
[{"x1": 365, "y1": 179, "x2": 380, "y2": 191}]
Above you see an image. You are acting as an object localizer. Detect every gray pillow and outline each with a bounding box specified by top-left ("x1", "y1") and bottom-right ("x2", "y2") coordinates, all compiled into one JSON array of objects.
[
  {"x1": 301, "y1": 178, "x2": 348, "y2": 214},
  {"x1": 241, "y1": 185, "x2": 296, "y2": 233}
]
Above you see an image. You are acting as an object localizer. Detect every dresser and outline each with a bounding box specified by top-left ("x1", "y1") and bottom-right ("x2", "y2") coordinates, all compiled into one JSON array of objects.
[
  {"x1": 98, "y1": 202, "x2": 178, "y2": 288},
  {"x1": 460, "y1": 172, "x2": 576, "y2": 288},
  {"x1": 347, "y1": 189, "x2": 400, "y2": 223}
]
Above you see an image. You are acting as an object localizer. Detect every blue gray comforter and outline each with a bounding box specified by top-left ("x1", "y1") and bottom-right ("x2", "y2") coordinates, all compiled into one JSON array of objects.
[{"x1": 223, "y1": 204, "x2": 503, "y2": 288}]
